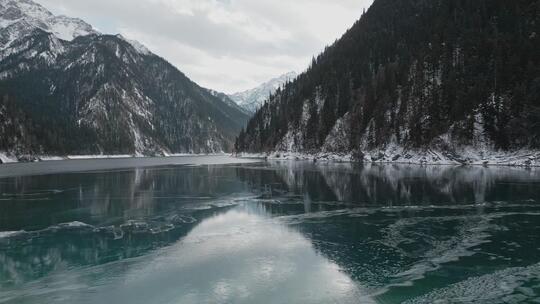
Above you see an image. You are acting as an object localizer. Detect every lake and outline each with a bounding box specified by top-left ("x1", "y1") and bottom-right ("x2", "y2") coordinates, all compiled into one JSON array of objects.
[{"x1": 1, "y1": 158, "x2": 539, "y2": 303}]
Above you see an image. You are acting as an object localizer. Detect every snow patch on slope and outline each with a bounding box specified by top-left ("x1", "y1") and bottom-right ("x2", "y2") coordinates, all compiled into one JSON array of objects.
[
  {"x1": 47, "y1": 15, "x2": 96, "y2": 41},
  {"x1": 0, "y1": 151, "x2": 17, "y2": 163},
  {"x1": 115, "y1": 34, "x2": 151, "y2": 55},
  {"x1": 323, "y1": 113, "x2": 351, "y2": 153},
  {"x1": 240, "y1": 148, "x2": 539, "y2": 167}
]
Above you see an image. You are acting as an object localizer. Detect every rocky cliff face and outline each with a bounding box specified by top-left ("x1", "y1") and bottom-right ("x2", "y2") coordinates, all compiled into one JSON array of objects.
[
  {"x1": 236, "y1": 0, "x2": 540, "y2": 165},
  {"x1": 0, "y1": 0, "x2": 249, "y2": 158}
]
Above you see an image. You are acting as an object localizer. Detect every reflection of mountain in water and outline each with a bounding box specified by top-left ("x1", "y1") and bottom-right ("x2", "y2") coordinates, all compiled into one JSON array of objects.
[
  {"x1": 1, "y1": 162, "x2": 539, "y2": 304},
  {"x1": 0, "y1": 165, "x2": 249, "y2": 230},
  {"x1": 241, "y1": 162, "x2": 540, "y2": 206},
  {"x1": 0, "y1": 165, "x2": 250, "y2": 288},
  {"x1": 235, "y1": 162, "x2": 540, "y2": 302},
  {"x1": 233, "y1": 162, "x2": 540, "y2": 302}
]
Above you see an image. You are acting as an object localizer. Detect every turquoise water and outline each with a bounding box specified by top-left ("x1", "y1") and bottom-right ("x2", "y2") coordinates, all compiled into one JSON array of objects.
[{"x1": 1, "y1": 161, "x2": 540, "y2": 303}]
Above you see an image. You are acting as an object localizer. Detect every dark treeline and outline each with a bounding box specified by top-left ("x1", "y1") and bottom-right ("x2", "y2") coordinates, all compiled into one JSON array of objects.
[
  {"x1": 0, "y1": 91, "x2": 99, "y2": 156},
  {"x1": 236, "y1": 0, "x2": 540, "y2": 154}
]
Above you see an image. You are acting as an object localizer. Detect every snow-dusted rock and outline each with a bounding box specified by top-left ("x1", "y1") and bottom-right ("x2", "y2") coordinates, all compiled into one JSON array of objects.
[
  {"x1": 0, "y1": 0, "x2": 97, "y2": 49},
  {"x1": 0, "y1": 151, "x2": 17, "y2": 163}
]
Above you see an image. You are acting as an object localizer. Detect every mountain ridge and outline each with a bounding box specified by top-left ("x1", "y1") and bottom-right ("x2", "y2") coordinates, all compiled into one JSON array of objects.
[
  {"x1": 0, "y1": 0, "x2": 249, "y2": 160},
  {"x1": 0, "y1": 0, "x2": 97, "y2": 47},
  {"x1": 229, "y1": 71, "x2": 297, "y2": 114}
]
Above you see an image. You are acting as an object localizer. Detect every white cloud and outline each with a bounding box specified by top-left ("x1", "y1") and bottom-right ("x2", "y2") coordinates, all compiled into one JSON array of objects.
[{"x1": 35, "y1": 0, "x2": 373, "y2": 93}]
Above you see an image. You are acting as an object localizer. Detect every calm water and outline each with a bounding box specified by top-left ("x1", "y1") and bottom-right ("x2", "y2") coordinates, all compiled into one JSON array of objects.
[{"x1": 1, "y1": 159, "x2": 540, "y2": 303}]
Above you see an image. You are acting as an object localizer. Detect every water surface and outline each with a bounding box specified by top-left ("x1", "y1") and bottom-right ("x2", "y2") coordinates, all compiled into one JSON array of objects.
[{"x1": 1, "y1": 160, "x2": 539, "y2": 303}]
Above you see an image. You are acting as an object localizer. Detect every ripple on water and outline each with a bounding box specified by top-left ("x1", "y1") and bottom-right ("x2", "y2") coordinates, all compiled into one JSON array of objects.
[
  {"x1": 380, "y1": 214, "x2": 501, "y2": 286},
  {"x1": 403, "y1": 263, "x2": 540, "y2": 303},
  {"x1": 0, "y1": 216, "x2": 198, "y2": 242}
]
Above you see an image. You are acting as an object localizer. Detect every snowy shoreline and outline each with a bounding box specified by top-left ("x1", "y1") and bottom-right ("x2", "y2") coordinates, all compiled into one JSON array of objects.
[
  {"x1": 237, "y1": 148, "x2": 540, "y2": 168},
  {"x1": 2, "y1": 149, "x2": 539, "y2": 168},
  {"x1": 0, "y1": 155, "x2": 262, "y2": 178}
]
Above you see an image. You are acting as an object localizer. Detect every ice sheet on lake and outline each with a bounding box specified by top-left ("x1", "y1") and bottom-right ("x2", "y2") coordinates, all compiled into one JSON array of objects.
[
  {"x1": 0, "y1": 231, "x2": 24, "y2": 239},
  {"x1": 0, "y1": 155, "x2": 262, "y2": 178}
]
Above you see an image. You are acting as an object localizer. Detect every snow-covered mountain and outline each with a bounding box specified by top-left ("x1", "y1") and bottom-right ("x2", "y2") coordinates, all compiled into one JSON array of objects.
[
  {"x1": 229, "y1": 72, "x2": 297, "y2": 114},
  {"x1": 206, "y1": 89, "x2": 249, "y2": 115},
  {"x1": 0, "y1": 0, "x2": 97, "y2": 48},
  {"x1": 0, "y1": 0, "x2": 249, "y2": 160}
]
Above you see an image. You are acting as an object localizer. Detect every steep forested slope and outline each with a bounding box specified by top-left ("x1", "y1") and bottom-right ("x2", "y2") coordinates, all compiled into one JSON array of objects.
[{"x1": 237, "y1": 0, "x2": 540, "y2": 164}]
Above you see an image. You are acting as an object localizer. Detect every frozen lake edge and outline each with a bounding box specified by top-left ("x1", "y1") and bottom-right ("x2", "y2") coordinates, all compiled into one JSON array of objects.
[{"x1": 0, "y1": 155, "x2": 262, "y2": 178}]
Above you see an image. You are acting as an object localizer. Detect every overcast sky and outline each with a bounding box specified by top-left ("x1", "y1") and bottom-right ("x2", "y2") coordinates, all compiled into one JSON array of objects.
[{"x1": 35, "y1": 0, "x2": 373, "y2": 94}]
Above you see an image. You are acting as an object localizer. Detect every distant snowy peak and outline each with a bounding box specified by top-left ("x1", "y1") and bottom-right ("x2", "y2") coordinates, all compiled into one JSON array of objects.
[
  {"x1": 206, "y1": 88, "x2": 250, "y2": 115},
  {"x1": 0, "y1": 0, "x2": 152, "y2": 56},
  {"x1": 229, "y1": 71, "x2": 297, "y2": 114},
  {"x1": 0, "y1": 0, "x2": 98, "y2": 48}
]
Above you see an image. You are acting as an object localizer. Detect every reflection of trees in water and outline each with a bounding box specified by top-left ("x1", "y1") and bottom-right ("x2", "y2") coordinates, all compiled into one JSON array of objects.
[
  {"x1": 1, "y1": 163, "x2": 539, "y2": 298},
  {"x1": 0, "y1": 165, "x2": 249, "y2": 288},
  {"x1": 82, "y1": 166, "x2": 248, "y2": 219},
  {"x1": 0, "y1": 165, "x2": 248, "y2": 229},
  {"x1": 246, "y1": 162, "x2": 540, "y2": 206},
  {"x1": 235, "y1": 161, "x2": 540, "y2": 292},
  {"x1": 81, "y1": 168, "x2": 158, "y2": 218},
  {"x1": 249, "y1": 163, "x2": 540, "y2": 299}
]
